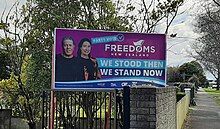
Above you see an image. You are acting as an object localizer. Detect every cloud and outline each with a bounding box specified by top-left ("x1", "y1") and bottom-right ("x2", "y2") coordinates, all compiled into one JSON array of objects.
[
  {"x1": 0, "y1": 0, "x2": 26, "y2": 16},
  {"x1": 165, "y1": 0, "x2": 202, "y2": 67}
]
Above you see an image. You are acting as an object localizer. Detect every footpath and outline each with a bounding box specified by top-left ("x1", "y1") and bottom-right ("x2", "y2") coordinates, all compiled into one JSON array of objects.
[{"x1": 184, "y1": 88, "x2": 220, "y2": 129}]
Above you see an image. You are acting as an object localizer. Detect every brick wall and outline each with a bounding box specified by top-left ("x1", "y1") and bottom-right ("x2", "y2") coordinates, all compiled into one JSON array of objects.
[{"x1": 130, "y1": 86, "x2": 176, "y2": 129}]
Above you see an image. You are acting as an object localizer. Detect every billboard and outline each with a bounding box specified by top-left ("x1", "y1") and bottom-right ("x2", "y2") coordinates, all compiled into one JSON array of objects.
[{"x1": 53, "y1": 28, "x2": 166, "y2": 89}]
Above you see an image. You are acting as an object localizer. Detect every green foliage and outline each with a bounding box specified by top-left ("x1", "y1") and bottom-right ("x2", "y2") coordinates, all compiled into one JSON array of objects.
[
  {"x1": 167, "y1": 66, "x2": 182, "y2": 82},
  {"x1": 0, "y1": 0, "x2": 131, "y2": 126},
  {"x1": 24, "y1": 1, "x2": 132, "y2": 128},
  {"x1": 0, "y1": 56, "x2": 40, "y2": 117},
  {"x1": 0, "y1": 50, "x2": 11, "y2": 80},
  {"x1": 0, "y1": 73, "x2": 18, "y2": 90},
  {"x1": 0, "y1": 1, "x2": 43, "y2": 128},
  {"x1": 176, "y1": 92, "x2": 185, "y2": 102},
  {"x1": 25, "y1": 0, "x2": 132, "y2": 90},
  {"x1": 179, "y1": 61, "x2": 203, "y2": 78},
  {"x1": 167, "y1": 61, "x2": 207, "y2": 85},
  {"x1": 0, "y1": 72, "x2": 27, "y2": 117},
  {"x1": 178, "y1": 61, "x2": 207, "y2": 85}
]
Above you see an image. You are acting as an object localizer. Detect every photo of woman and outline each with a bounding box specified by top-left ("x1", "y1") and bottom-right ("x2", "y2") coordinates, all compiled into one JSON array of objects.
[{"x1": 76, "y1": 38, "x2": 101, "y2": 81}]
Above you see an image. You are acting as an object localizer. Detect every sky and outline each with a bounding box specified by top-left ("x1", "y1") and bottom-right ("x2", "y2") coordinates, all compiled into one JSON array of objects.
[
  {"x1": 165, "y1": 0, "x2": 215, "y2": 80},
  {"x1": 0, "y1": 0, "x2": 216, "y2": 80},
  {"x1": 166, "y1": 0, "x2": 200, "y2": 66}
]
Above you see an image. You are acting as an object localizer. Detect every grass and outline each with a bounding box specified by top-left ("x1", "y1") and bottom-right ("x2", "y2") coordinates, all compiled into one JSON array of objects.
[{"x1": 204, "y1": 88, "x2": 220, "y2": 106}]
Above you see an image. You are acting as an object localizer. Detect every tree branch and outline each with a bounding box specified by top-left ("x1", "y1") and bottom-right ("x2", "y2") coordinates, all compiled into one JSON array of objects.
[{"x1": 213, "y1": 0, "x2": 220, "y2": 6}]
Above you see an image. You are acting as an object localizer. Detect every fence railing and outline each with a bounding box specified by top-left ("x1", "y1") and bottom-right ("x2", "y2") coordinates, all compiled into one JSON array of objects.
[{"x1": 42, "y1": 88, "x2": 128, "y2": 129}]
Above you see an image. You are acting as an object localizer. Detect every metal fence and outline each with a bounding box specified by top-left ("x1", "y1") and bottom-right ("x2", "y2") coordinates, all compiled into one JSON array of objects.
[{"x1": 41, "y1": 88, "x2": 129, "y2": 129}]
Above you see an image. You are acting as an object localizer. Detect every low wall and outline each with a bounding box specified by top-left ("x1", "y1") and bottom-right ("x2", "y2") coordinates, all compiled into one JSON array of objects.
[
  {"x1": 130, "y1": 86, "x2": 176, "y2": 129},
  {"x1": 0, "y1": 109, "x2": 11, "y2": 129},
  {"x1": 11, "y1": 118, "x2": 29, "y2": 129},
  {"x1": 176, "y1": 94, "x2": 190, "y2": 129}
]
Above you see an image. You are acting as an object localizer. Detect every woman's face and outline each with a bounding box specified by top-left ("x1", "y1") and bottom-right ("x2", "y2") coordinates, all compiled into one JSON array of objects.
[
  {"x1": 63, "y1": 39, "x2": 74, "y2": 57},
  {"x1": 81, "y1": 41, "x2": 91, "y2": 57}
]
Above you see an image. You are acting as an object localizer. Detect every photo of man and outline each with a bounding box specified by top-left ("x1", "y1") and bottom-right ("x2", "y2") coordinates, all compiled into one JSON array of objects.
[{"x1": 55, "y1": 36, "x2": 77, "y2": 82}]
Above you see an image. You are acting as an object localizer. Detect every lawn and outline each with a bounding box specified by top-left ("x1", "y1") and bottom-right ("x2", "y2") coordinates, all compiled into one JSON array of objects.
[{"x1": 204, "y1": 88, "x2": 220, "y2": 106}]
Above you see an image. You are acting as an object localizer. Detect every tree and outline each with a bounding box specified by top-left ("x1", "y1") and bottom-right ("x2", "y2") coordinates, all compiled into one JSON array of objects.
[
  {"x1": 192, "y1": 0, "x2": 220, "y2": 90},
  {"x1": 18, "y1": 0, "x2": 131, "y2": 128},
  {"x1": 167, "y1": 66, "x2": 182, "y2": 82},
  {"x1": 0, "y1": 0, "x2": 131, "y2": 128},
  {"x1": 26, "y1": 0, "x2": 132, "y2": 89},
  {"x1": 0, "y1": 2, "x2": 44, "y2": 129},
  {"x1": 167, "y1": 61, "x2": 207, "y2": 86},
  {"x1": 178, "y1": 61, "x2": 207, "y2": 85}
]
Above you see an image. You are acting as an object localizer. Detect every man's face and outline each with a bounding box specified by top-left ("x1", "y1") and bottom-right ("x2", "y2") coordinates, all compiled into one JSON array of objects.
[{"x1": 63, "y1": 39, "x2": 74, "y2": 57}]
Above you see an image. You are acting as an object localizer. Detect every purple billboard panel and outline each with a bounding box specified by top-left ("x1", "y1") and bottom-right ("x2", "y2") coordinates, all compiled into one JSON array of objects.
[{"x1": 53, "y1": 28, "x2": 166, "y2": 89}]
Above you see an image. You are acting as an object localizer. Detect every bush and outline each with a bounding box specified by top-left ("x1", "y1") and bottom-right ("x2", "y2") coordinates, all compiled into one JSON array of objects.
[{"x1": 176, "y1": 92, "x2": 186, "y2": 102}]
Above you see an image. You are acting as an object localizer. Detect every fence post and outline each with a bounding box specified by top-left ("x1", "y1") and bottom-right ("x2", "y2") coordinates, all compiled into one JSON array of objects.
[
  {"x1": 50, "y1": 91, "x2": 55, "y2": 129},
  {"x1": 42, "y1": 91, "x2": 45, "y2": 129},
  {"x1": 123, "y1": 86, "x2": 130, "y2": 129}
]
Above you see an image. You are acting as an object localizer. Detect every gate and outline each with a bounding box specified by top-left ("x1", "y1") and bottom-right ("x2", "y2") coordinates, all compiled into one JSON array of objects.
[{"x1": 41, "y1": 88, "x2": 128, "y2": 129}]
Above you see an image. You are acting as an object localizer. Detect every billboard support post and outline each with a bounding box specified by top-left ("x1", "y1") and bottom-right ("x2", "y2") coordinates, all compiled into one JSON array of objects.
[{"x1": 123, "y1": 86, "x2": 130, "y2": 129}]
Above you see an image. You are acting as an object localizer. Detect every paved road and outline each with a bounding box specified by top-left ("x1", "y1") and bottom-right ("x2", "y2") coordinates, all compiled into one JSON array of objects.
[{"x1": 184, "y1": 88, "x2": 220, "y2": 129}]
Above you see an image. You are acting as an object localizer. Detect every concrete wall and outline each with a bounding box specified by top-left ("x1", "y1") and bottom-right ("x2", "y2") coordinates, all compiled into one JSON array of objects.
[
  {"x1": 11, "y1": 118, "x2": 29, "y2": 129},
  {"x1": 130, "y1": 86, "x2": 176, "y2": 129},
  {"x1": 176, "y1": 94, "x2": 190, "y2": 129},
  {"x1": 0, "y1": 109, "x2": 11, "y2": 129}
]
